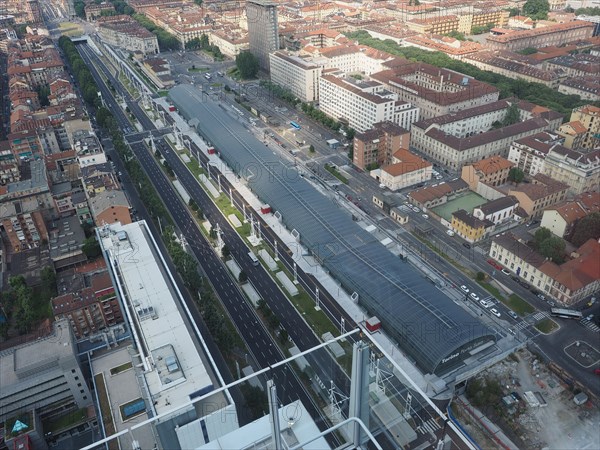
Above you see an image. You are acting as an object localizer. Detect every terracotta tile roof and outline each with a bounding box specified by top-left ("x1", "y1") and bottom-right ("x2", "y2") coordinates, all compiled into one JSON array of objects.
[
  {"x1": 383, "y1": 149, "x2": 431, "y2": 176},
  {"x1": 552, "y1": 202, "x2": 588, "y2": 224},
  {"x1": 472, "y1": 156, "x2": 514, "y2": 175}
]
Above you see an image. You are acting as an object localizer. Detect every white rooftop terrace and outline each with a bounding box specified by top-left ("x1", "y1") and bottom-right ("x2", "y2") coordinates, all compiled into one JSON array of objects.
[{"x1": 98, "y1": 221, "x2": 214, "y2": 415}]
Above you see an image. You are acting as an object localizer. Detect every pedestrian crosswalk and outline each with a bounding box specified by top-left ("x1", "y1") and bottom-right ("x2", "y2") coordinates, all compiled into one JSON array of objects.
[
  {"x1": 417, "y1": 418, "x2": 440, "y2": 435},
  {"x1": 581, "y1": 319, "x2": 600, "y2": 333},
  {"x1": 513, "y1": 321, "x2": 530, "y2": 332},
  {"x1": 532, "y1": 311, "x2": 549, "y2": 321}
]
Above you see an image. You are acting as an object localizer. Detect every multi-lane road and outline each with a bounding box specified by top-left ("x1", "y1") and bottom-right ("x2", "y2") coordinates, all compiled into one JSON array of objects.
[{"x1": 77, "y1": 41, "x2": 356, "y2": 444}]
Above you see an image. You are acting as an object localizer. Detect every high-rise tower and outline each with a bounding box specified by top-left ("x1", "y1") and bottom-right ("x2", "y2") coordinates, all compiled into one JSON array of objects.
[{"x1": 246, "y1": 0, "x2": 279, "y2": 72}]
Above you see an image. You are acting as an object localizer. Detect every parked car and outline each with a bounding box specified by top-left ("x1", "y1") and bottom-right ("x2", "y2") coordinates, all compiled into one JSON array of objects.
[
  {"x1": 447, "y1": 230, "x2": 455, "y2": 237},
  {"x1": 460, "y1": 285, "x2": 470, "y2": 293},
  {"x1": 537, "y1": 293, "x2": 546, "y2": 300},
  {"x1": 463, "y1": 242, "x2": 471, "y2": 249},
  {"x1": 470, "y1": 292, "x2": 480, "y2": 301},
  {"x1": 501, "y1": 268, "x2": 511, "y2": 275},
  {"x1": 490, "y1": 308, "x2": 501, "y2": 318},
  {"x1": 422, "y1": 214, "x2": 429, "y2": 219}
]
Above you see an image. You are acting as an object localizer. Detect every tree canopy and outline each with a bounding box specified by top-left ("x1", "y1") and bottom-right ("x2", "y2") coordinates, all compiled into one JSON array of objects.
[
  {"x1": 533, "y1": 227, "x2": 565, "y2": 263},
  {"x1": 502, "y1": 103, "x2": 521, "y2": 126},
  {"x1": 569, "y1": 212, "x2": 600, "y2": 247},
  {"x1": 523, "y1": 0, "x2": 549, "y2": 20},
  {"x1": 236, "y1": 51, "x2": 259, "y2": 79},
  {"x1": 508, "y1": 167, "x2": 525, "y2": 184},
  {"x1": 82, "y1": 236, "x2": 102, "y2": 258}
]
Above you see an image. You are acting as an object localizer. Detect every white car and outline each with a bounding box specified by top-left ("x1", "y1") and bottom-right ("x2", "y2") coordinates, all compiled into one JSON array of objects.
[
  {"x1": 490, "y1": 308, "x2": 501, "y2": 317},
  {"x1": 446, "y1": 230, "x2": 455, "y2": 237},
  {"x1": 422, "y1": 214, "x2": 429, "y2": 219},
  {"x1": 460, "y1": 285, "x2": 470, "y2": 293},
  {"x1": 501, "y1": 268, "x2": 511, "y2": 275},
  {"x1": 470, "y1": 292, "x2": 480, "y2": 301}
]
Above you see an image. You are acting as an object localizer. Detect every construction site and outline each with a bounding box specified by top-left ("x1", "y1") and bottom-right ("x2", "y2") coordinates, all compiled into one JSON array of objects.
[{"x1": 453, "y1": 347, "x2": 600, "y2": 449}]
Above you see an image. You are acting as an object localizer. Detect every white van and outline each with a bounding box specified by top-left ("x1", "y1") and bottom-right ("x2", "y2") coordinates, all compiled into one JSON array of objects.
[{"x1": 248, "y1": 251, "x2": 259, "y2": 266}]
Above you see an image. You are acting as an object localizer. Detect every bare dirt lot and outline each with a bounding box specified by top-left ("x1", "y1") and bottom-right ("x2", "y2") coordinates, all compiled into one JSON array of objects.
[{"x1": 462, "y1": 348, "x2": 599, "y2": 449}]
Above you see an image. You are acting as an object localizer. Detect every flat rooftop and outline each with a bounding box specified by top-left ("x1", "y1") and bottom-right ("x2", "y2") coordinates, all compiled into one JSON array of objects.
[{"x1": 98, "y1": 221, "x2": 213, "y2": 415}]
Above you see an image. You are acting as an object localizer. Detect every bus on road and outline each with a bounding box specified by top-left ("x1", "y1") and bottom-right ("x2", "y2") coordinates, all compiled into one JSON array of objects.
[
  {"x1": 290, "y1": 121, "x2": 301, "y2": 130},
  {"x1": 550, "y1": 308, "x2": 583, "y2": 319}
]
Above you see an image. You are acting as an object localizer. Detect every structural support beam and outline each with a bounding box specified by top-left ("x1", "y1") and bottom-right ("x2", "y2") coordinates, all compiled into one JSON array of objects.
[
  {"x1": 348, "y1": 341, "x2": 370, "y2": 448},
  {"x1": 267, "y1": 379, "x2": 282, "y2": 450}
]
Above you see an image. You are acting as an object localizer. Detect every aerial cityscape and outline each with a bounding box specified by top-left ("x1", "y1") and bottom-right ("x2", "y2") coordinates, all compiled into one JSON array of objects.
[{"x1": 0, "y1": 0, "x2": 598, "y2": 448}]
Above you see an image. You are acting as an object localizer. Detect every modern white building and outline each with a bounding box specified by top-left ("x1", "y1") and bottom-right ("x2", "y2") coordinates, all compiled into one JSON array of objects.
[
  {"x1": 269, "y1": 51, "x2": 322, "y2": 102},
  {"x1": 0, "y1": 318, "x2": 92, "y2": 423},
  {"x1": 97, "y1": 221, "x2": 237, "y2": 448},
  {"x1": 319, "y1": 72, "x2": 420, "y2": 133}
]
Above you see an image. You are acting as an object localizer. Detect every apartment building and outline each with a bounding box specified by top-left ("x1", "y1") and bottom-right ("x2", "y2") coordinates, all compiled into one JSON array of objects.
[
  {"x1": 508, "y1": 131, "x2": 563, "y2": 176},
  {"x1": 461, "y1": 155, "x2": 514, "y2": 191},
  {"x1": 540, "y1": 192, "x2": 600, "y2": 238},
  {"x1": 269, "y1": 45, "x2": 395, "y2": 103},
  {"x1": 508, "y1": 173, "x2": 569, "y2": 218},
  {"x1": 410, "y1": 100, "x2": 557, "y2": 170},
  {"x1": 269, "y1": 52, "x2": 322, "y2": 102},
  {"x1": 352, "y1": 121, "x2": 409, "y2": 169},
  {"x1": 97, "y1": 16, "x2": 159, "y2": 55},
  {"x1": 85, "y1": 3, "x2": 115, "y2": 21},
  {"x1": 318, "y1": 72, "x2": 420, "y2": 133},
  {"x1": 557, "y1": 120, "x2": 588, "y2": 149},
  {"x1": 473, "y1": 196, "x2": 519, "y2": 225},
  {"x1": 485, "y1": 20, "x2": 595, "y2": 52},
  {"x1": 378, "y1": 149, "x2": 432, "y2": 191},
  {"x1": 490, "y1": 233, "x2": 600, "y2": 305},
  {"x1": 371, "y1": 59, "x2": 499, "y2": 119},
  {"x1": 0, "y1": 318, "x2": 92, "y2": 423},
  {"x1": 72, "y1": 129, "x2": 107, "y2": 169},
  {"x1": 464, "y1": 51, "x2": 563, "y2": 88},
  {"x1": 89, "y1": 190, "x2": 132, "y2": 226},
  {"x1": 544, "y1": 53, "x2": 600, "y2": 79},
  {"x1": 543, "y1": 147, "x2": 600, "y2": 195},
  {"x1": 52, "y1": 272, "x2": 124, "y2": 339},
  {"x1": 558, "y1": 77, "x2": 600, "y2": 102},
  {"x1": 570, "y1": 105, "x2": 600, "y2": 149},
  {"x1": 406, "y1": 15, "x2": 460, "y2": 35},
  {"x1": 247, "y1": 0, "x2": 279, "y2": 71},
  {"x1": 451, "y1": 209, "x2": 494, "y2": 243},
  {"x1": 208, "y1": 29, "x2": 249, "y2": 58},
  {"x1": 404, "y1": 35, "x2": 483, "y2": 60},
  {"x1": 315, "y1": 45, "x2": 395, "y2": 75}
]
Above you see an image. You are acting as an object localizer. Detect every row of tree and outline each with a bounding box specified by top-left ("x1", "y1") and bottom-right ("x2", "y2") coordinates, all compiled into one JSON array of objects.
[
  {"x1": 58, "y1": 36, "x2": 102, "y2": 108},
  {"x1": 345, "y1": 30, "x2": 597, "y2": 116}
]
